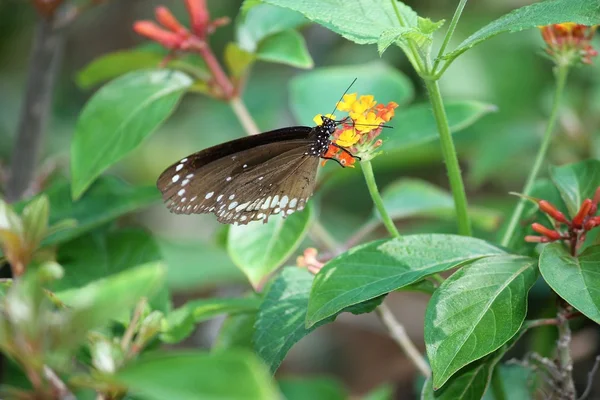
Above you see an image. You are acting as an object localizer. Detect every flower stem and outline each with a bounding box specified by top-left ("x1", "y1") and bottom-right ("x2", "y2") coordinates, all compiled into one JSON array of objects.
[
  {"x1": 500, "y1": 65, "x2": 569, "y2": 247},
  {"x1": 556, "y1": 302, "x2": 576, "y2": 399},
  {"x1": 375, "y1": 303, "x2": 431, "y2": 377},
  {"x1": 361, "y1": 160, "x2": 400, "y2": 238},
  {"x1": 230, "y1": 96, "x2": 260, "y2": 136},
  {"x1": 389, "y1": 0, "x2": 426, "y2": 73},
  {"x1": 433, "y1": 0, "x2": 468, "y2": 74},
  {"x1": 423, "y1": 79, "x2": 472, "y2": 236}
]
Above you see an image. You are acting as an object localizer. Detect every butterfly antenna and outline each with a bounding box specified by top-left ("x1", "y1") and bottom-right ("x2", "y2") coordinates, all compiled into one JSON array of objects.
[
  {"x1": 353, "y1": 123, "x2": 394, "y2": 129},
  {"x1": 330, "y1": 78, "x2": 357, "y2": 118}
]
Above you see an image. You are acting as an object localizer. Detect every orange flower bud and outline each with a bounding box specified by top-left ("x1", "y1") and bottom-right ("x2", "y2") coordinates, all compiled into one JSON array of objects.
[
  {"x1": 538, "y1": 200, "x2": 569, "y2": 224},
  {"x1": 155, "y1": 6, "x2": 187, "y2": 35},
  {"x1": 572, "y1": 199, "x2": 593, "y2": 228},
  {"x1": 185, "y1": 0, "x2": 210, "y2": 37},
  {"x1": 531, "y1": 223, "x2": 562, "y2": 240},
  {"x1": 134, "y1": 21, "x2": 183, "y2": 49},
  {"x1": 525, "y1": 235, "x2": 550, "y2": 243}
]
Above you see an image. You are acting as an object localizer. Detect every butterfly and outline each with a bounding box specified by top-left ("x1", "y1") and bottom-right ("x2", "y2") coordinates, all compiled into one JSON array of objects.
[{"x1": 156, "y1": 115, "x2": 359, "y2": 225}]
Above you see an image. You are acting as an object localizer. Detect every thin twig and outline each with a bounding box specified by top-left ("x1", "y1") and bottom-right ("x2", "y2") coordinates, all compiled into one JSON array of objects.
[
  {"x1": 375, "y1": 303, "x2": 431, "y2": 377},
  {"x1": 577, "y1": 355, "x2": 600, "y2": 400},
  {"x1": 523, "y1": 311, "x2": 583, "y2": 329},
  {"x1": 121, "y1": 298, "x2": 147, "y2": 357},
  {"x1": 43, "y1": 365, "x2": 76, "y2": 400},
  {"x1": 5, "y1": 15, "x2": 64, "y2": 202}
]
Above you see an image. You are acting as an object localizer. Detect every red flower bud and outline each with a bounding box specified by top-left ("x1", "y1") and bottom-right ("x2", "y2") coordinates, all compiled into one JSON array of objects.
[
  {"x1": 572, "y1": 199, "x2": 593, "y2": 228},
  {"x1": 584, "y1": 216, "x2": 600, "y2": 231},
  {"x1": 134, "y1": 21, "x2": 183, "y2": 50},
  {"x1": 590, "y1": 187, "x2": 600, "y2": 215},
  {"x1": 531, "y1": 223, "x2": 562, "y2": 240},
  {"x1": 155, "y1": 6, "x2": 187, "y2": 35},
  {"x1": 525, "y1": 235, "x2": 550, "y2": 243},
  {"x1": 538, "y1": 200, "x2": 569, "y2": 224},
  {"x1": 185, "y1": 0, "x2": 210, "y2": 37}
]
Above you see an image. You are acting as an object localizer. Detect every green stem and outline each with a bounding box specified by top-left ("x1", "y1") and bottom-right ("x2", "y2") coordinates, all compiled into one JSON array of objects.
[
  {"x1": 361, "y1": 160, "x2": 400, "y2": 238},
  {"x1": 433, "y1": 0, "x2": 468, "y2": 74},
  {"x1": 423, "y1": 79, "x2": 472, "y2": 236},
  {"x1": 491, "y1": 367, "x2": 507, "y2": 400},
  {"x1": 389, "y1": 0, "x2": 426, "y2": 73},
  {"x1": 500, "y1": 65, "x2": 569, "y2": 247}
]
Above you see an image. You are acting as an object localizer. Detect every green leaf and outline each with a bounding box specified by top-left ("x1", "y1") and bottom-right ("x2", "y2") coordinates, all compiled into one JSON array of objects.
[
  {"x1": 109, "y1": 351, "x2": 278, "y2": 400},
  {"x1": 380, "y1": 178, "x2": 501, "y2": 231},
  {"x1": 161, "y1": 297, "x2": 260, "y2": 344},
  {"x1": 56, "y1": 262, "x2": 166, "y2": 332},
  {"x1": 425, "y1": 255, "x2": 538, "y2": 389},
  {"x1": 483, "y1": 364, "x2": 535, "y2": 400},
  {"x1": 363, "y1": 384, "x2": 394, "y2": 400},
  {"x1": 377, "y1": 27, "x2": 413, "y2": 56},
  {"x1": 71, "y1": 69, "x2": 192, "y2": 199},
  {"x1": 445, "y1": 0, "x2": 600, "y2": 61},
  {"x1": 290, "y1": 62, "x2": 414, "y2": 125},
  {"x1": 225, "y1": 42, "x2": 256, "y2": 78},
  {"x1": 21, "y1": 194, "x2": 49, "y2": 247},
  {"x1": 256, "y1": 30, "x2": 313, "y2": 69},
  {"x1": 54, "y1": 229, "x2": 161, "y2": 292},
  {"x1": 549, "y1": 160, "x2": 600, "y2": 217},
  {"x1": 236, "y1": 2, "x2": 308, "y2": 52},
  {"x1": 539, "y1": 243, "x2": 600, "y2": 324},
  {"x1": 254, "y1": 267, "x2": 326, "y2": 373},
  {"x1": 213, "y1": 311, "x2": 257, "y2": 351},
  {"x1": 306, "y1": 234, "x2": 506, "y2": 328},
  {"x1": 76, "y1": 51, "x2": 164, "y2": 89},
  {"x1": 263, "y1": 0, "x2": 416, "y2": 45},
  {"x1": 379, "y1": 101, "x2": 497, "y2": 152},
  {"x1": 279, "y1": 377, "x2": 346, "y2": 400},
  {"x1": 16, "y1": 176, "x2": 159, "y2": 246},
  {"x1": 227, "y1": 205, "x2": 313, "y2": 289},
  {"x1": 418, "y1": 17, "x2": 445, "y2": 35}
]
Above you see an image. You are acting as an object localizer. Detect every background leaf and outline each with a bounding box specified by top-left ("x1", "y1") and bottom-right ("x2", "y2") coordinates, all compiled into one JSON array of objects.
[
  {"x1": 307, "y1": 235, "x2": 506, "y2": 328},
  {"x1": 550, "y1": 160, "x2": 600, "y2": 217},
  {"x1": 71, "y1": 69, "x2": 192, "y2": 199},
  {"x1": 279, "y1": 377, "x2": 346, "y2": 400},
  {"x1": 425, "y1": 255, "x2": 538, "y2": 389},
  {"x1": 227, "y1": 205, "x2": 312, "y2": 289},
  {"x1": 256, "y1": 30, "x2": 313, "y2": 69},
  {"x1": 290, "y1": 61, "x2": 414, "y2": 125},
  {"x1": 109, "y1": 351, "x2": 278, "y2": 400},
  {"x1": 539, "y1": 243, "x2": 600, "y2": 324},
  {"x1": 445, "y1": 0, "x2": 600, "y2": 60}
]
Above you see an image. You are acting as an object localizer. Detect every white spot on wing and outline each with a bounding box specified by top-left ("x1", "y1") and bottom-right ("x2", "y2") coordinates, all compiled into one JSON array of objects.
[
  {"x1": 176, "y1": 164, "x2": 183, "y2": 172},
  {"x1": 172, "y1": 175, "x2": 180, "y2": 183},
  {"x1": 178, "y1": 189, "x2": 186, "y2": 196},
  {"x1": 228, "y1": 201, "x2": 239, "y2": 210},
  {"x1": 270, "y1": 195, "x2": 279, "y2": 208},
  {"x1": 205, "y1": 192, "x2": 214, "y2": 199},
  {"x1": 289, "y1": 198, "x2": 297, "y2": 208},
  {"x1": 280, "y1": 196, "x2": 289, "y2": 208}
]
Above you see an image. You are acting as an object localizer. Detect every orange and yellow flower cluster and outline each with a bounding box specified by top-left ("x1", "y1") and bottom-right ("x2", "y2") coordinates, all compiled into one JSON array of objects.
[
  {"x1": 540, "y1": 23, "x2": 597, "y2": 65},
  {"x1": 315, "y1": 94, "x2": 398, "y2": 167}
]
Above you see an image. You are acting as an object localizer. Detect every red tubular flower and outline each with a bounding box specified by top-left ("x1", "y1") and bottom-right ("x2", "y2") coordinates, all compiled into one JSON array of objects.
[
  {"x1": 155, "y1": 6, "x2": 188, "y2": 35},
  {"x1": 133, "y1": 21, "x2": 184, "y2": 50},
  {"x1": 572, "y1": 199, "x2": 593, "y2": 228},
  {"x1": 538, "y1": 200, "x2": 569, "y2": 224},
  {"x1": 525, "y1": 235, "x2": 550, "y2": 243},
  {"x1": 185, "y1": 0, "x2": 210, "y2": 37},
  {"x1": 531, "y1": 223, "x2": 562, "y2": 241}
]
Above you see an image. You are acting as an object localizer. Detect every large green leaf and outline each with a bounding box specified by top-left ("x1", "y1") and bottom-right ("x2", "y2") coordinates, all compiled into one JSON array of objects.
[
  {"x1": 213, "y1": 311, "x2": 257, "y2": 351},
  {"x1": 425, "y1": 255, "x2": 538, "y2": 389},
  {"x1": 256, "y1": 29, "x2": 313, "y2": 69},
  {"x1": 380, "y1": 178, "x2": 501, "y2": 231},
  {"x1": 254, "y1": 267, "x2": 325, "y2": 373},
  {"x1": 56, "y1": 262, "x2": 166, "y2": 331},
  {"x1": 236, "y1": 2, "x2": 308, "y2": 52},
  {"x1": 161, "y1": 297, "x2": 260, "y2": 344},
  {"x1": 445, "y1": 0, "x2": 600, "y2": 61},
  {"x1": 290, "y1": 62, "x2": 414, "y2": 125},
  {"x1": 539, "y1": 243, "x2": 600, "y2": 324},
  {"x1": 379, "y1": 102, "x2": 496, "y2": 152},
  {"x1": 71, "y1": 69, "x2": 192, "y2": 199},
  {"x1": 307, "y1": 235, "x2": 506, "y2": 328},
  {"x1": 109, "y1": 351, "x2": 278, "y2": 400},
  {"x1": 15, "y1": 176, "x2": 158, "y2": 246},
  {"x1": 227, "y1": 205, "x2": 313, "y2": 289},
  {"x1": 550, "y1": 160, "x2": 600, "y2": 217},
  {"x1": 262, "y1": 0, "x2": 415, "y2": 45}
]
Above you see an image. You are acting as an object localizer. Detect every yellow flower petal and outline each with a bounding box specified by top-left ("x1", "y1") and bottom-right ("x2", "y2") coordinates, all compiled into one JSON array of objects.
[
  {"x1": 355, "y1": 112, "x2": 384, "y2": 133},
  {"x1": 336, "y1": 93, "x2": 357, "y2": 112},
  {"x1": 313, "y1": 113, "x2": 336, "y2": 125},
  {"x1": 335, "y1": 128, "x2": 360, "y2": 147},
  {"x1": 358, "y1": 95, "x2": 376, "y2": 109}
]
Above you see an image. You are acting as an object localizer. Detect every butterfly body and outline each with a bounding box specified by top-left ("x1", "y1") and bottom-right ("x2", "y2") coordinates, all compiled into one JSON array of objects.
[{"x1": 157, "y1": 118, "x2": 338, "y2": 225}]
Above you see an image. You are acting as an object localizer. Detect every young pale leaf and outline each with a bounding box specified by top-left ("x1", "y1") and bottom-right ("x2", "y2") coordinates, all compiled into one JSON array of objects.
[
  {"x1": 380, "y1": 178, "x2": 501, "y2": 231},
  {"x1": 378, "y1": 101, "x2": 496, "y2": 152},
  {"x1": 15, "y1": 176, "x2": 158, "y2": 246},
  {"x1": 71, "y1": 69, "x2": 192, "y2": 199},
  {"x1": 21, "y1": 194, "x2": 49, "y2": 248},
  {"x1": 236, "y1": 2, "x2": 308, "y2": 52},
  {"x1": 228, "y1": 204, "x2": 312, "y2": 289},
  {"x1": 425, "y1": 255, "x2": 538, "y2": 389},
  {"x1": 263, "y1": 0, "x2": 416, "y2": 45},
  {"x1": 540, "y1": 243, "x2": 600, "y2": 324},
  {"x1": 256, "y1": 29, "x2": 314, "y2": 69},
  {"x1": 56, "y1": 262, "x2": 166, "y2": 333},
  {"x1": 291, "y1": 62, "x2": 414, "y2": 125},
  {"x1": 549, "y1": 160, "x2": 600, "y2": 217},
  {"x1": 254, "y1": 267, "x2": 328, "y2": 373},
  {"x1": 307, "y1": 235, "x2": 506, "y2": 328},
  {"x1": 108, "y1": 351, "x2": 279, "y2": 400},
  {"x1": 225, "y1": 43, "x2": 256, "y2": 78},
  {"x1": 444, "y1": 0, "x2": 600, "y2": 61},
  {"x1": 161, "y1": 297, "x2": 260, "y2": 344}
]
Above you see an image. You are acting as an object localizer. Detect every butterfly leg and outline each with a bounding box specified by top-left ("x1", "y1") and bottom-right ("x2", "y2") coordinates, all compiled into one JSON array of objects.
[
  {"x1": 330, "y1": 143, "x2": 362, "y2": 161},
  {"x1": 321, "y1": 156, "x2": 347, "y2": 168}
]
